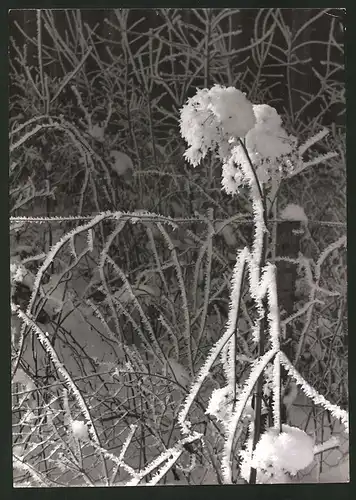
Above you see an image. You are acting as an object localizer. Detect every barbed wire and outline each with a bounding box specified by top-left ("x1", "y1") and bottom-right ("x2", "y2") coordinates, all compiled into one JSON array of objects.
[{"x1": 10, "y1": 214, "x2": 346, "y2": 227}]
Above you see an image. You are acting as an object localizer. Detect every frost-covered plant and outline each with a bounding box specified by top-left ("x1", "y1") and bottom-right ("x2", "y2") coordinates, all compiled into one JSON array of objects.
[
  {"x1": 177, "y1": 84, "x2": 348, "y2": 484},
  {"x1": 9, "y1": 9, "x2": 346, "y2": 486}
]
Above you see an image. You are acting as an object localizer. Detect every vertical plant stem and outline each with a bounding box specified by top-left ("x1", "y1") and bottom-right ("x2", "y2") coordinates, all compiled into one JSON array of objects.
[
  {"x1": 248, "y1": 301, "x2": 267, "y2": 484},
  {"x1": 36, "y1": 9, "x2": 45, "y2": 108},
  {"x1": 204, "y1": 9, "x2": 212, "y2": 89},
  {"x1": 231, "y1": 264, "x2": 247, "y2": 410}
]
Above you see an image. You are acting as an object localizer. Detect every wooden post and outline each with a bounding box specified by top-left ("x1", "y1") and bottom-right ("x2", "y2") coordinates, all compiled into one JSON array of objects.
[{"x1": 276, "y1": 219, "x2": 302, "y2": 421}]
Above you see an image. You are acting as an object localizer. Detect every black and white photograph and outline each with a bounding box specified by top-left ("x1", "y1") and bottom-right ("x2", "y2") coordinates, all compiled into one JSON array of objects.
[{"x1": 9, "y1": 8, "x2": 348, "y2": 487}]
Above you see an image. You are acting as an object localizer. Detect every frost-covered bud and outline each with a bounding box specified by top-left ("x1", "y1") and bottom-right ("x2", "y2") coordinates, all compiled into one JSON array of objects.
[
  {"x1": 246, "y1": 126, "x2": 297, "y2": 160},
  {"x1": 206, "y1": 385, "x2": 266, "y2": 425},
  {"x1": 180, "y1": 88, "x2": 215, "y2": 157}
]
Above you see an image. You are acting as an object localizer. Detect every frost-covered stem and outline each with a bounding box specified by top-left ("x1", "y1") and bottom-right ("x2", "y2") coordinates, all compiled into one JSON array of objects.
[
  {"x1": 222, "y1": 348, "x2": 278, "y2": 483},
  {"x1": 125, "y1": 431, "x2": 202, "y2": 486},
  {"x1": 238, "y1": 141, "x2": 272, "y2": 484},
  {"x1": 13, "y1": 455, "x2": 57, "y2": 487},
  {"x1": 313, "y1": 436, "x2": 340, "y2": 455},
  {"x1": 238, "y1": 139, "x2": 267, "y2": 225},
  {"x1": 178, "y1": 248, "x2": 249, "y2": 433},
  {"x1": 195, "y1": 223, "x2": 214, "y2": 360},
  {"x1": 272, "y1": 351, "x2": 282, "y2": 431},
  {"x1": 279, "y1": 352, "x2": 349, "y2": 433},
  {"x1": 269, "y1": 179, "x2": 279, "y2": 263},
  {"x1": 204, "y1": 10, "x2": 211, "y2": 88},
  {"x1": 298, "y1": 127, "x2": 329, "y2": 156},
  {"x1": 110, "y1": 425, "x2": 138, "y2": 485},
  {"x1": 230, "y1": 263, "x2": 247, "y2": 408},
  {"x1": 156, "y1": 223, "x2": 194, "y2": 374},
  {"x1": 293, "y1": 235, "x2": 346, "y2": 367},
  {"x1": 249, "y1": 308, "x2": 267, "y2": 484},
  {"x1": 50, "y1": 47, "x2": 93, "y2": 105},
  {"x1": 220, "y1": 251, "x2": 248, "y2": 396},
  {"x1": 106, "y1": 256, "x2": 167, "y2": 366}
]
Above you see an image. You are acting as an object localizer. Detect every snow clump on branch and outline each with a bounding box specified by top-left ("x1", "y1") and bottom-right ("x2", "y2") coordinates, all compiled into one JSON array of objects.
[{"x1": 240, "y1": 425, "x2": 315, "y2": 483}]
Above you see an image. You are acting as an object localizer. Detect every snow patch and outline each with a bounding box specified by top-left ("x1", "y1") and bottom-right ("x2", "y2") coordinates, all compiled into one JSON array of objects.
[
  {"x1": 71, "y1": 420, "x2": 89, "y2": 441},
  {"x1": 280, "y1": 203, "x2": 308, "y2": 223}
]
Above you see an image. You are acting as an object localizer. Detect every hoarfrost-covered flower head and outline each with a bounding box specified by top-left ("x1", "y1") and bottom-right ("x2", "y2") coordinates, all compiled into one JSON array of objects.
[
  {"x1": 180, "y1": 85, "x2": 255, "y2": 166},
  {"x1": 245, "y1": 104, "x2": 297, "y2": 161},
  {"x1": 253, "y1": 104, "x2": 282, "y2": 130},
  {"x1": 208, "y1": 85, "x2": 256, "y2": 137},
  {"x1": 220, "y1": 104, "x2": 300, "y2": 192},
  {"x1": 180, "y1": 87, "x2": 306, "y2": 191}
]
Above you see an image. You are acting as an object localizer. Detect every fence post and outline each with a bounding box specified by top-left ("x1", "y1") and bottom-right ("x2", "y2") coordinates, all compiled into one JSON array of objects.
[{"x1": 276, "y1": 219, "x2": 302, "y2": 420}]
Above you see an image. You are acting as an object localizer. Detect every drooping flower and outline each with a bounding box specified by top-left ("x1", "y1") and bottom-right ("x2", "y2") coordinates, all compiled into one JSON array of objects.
[
  {"x1": 252, "y1": 104, "x2": 282, "y2": 130},
  {"x1": 245, "y1": 104, "x2": 297, "y2": 163},
  {"x1": 10, "y1": 260, "x2": 25, "y2": 284},
  {"x1": 219, "y1": 104, "x2": 300, "y2": 188},
  {"x1": 180, "y1": 87, "x2": 333, "y2": 188}
]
